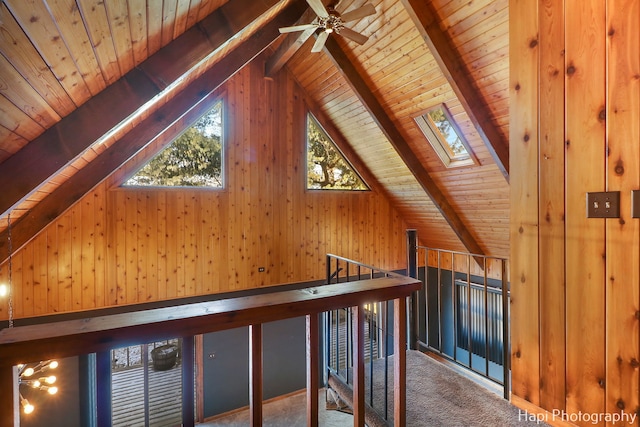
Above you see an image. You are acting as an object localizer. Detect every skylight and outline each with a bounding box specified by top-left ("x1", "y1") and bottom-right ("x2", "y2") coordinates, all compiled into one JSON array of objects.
[{"x1": 415, "y1": 104, "x2": 476, "y2": 168}]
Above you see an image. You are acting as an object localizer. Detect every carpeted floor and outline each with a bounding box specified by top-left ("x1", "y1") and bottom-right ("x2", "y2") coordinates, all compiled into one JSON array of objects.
[
  {"x1": 329, "y1": 350, "x2": 550, "y2": 427},
  {"x1": 198, "y1": 389, "x2": 353, "y2": 426},
  {"x1": 203, "y1": 350, "x2": 550, "y2": 426}
]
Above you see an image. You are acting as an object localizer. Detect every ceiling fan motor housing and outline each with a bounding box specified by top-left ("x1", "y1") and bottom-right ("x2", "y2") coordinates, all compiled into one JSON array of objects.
[{"x1": 319, "y1": 9, "x2": 344, "y2": 33}]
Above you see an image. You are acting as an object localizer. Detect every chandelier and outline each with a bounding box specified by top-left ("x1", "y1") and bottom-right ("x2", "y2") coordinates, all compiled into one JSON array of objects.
[
  {"x1": 1, "y1": 213, "x2": 60, "y2": 415},
  {"x1": 18, "y1": 360, "x2": 59, "y2": 414}
]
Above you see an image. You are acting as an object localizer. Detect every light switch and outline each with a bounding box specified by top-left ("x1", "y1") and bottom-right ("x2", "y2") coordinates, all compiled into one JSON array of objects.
[{"x1": 586, "y1": 191, "x2": 620, "y2": 218}]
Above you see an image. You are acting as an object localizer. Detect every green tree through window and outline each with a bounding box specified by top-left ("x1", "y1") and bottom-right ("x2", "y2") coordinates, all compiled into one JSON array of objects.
[
  {"x1": 427, "y1": 108, "x2": 466, "y2": 156},
  {"x1": 124, "y1": 100, "x2": 223, "y2": 187},
  {"x1": 306, "y1": 114, "x2": 368, "y2": 190}
]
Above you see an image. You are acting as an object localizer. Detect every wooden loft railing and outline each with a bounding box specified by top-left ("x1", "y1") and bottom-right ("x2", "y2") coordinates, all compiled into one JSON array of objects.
[{"x1": 0, "y1": 275, "x2": 420, "y2": 427}]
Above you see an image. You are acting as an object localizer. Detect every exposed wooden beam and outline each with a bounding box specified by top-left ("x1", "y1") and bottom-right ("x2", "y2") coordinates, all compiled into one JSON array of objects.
[
  {"x1": 401, "y1": 0, "x2": 510, "y2": 182},
  {"x1": 0, "y1": 1, "x2": 309, "y2": 264},
  {"x1": 0, "y1": 0, "x2": 284, "y2": 219},
  {"x1": 264, "y1": 8, "x2": 317, "y2": 78},
  {"x1": 323, "y1": 36, "x2": 485, "y2": 256}
]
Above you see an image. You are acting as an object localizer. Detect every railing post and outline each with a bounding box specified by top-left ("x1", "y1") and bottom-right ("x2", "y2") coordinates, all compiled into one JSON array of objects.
[
  {"x1": 249, "y1": 324, "x2": 263, "y2": 426},
  {"x1": 501, "y1": 260, "x2": 510, "y2": 400},
  {"x1": 393, "y1": 297, "x2": 407, "y2": 427},
  {"x1": 326, "y1": 255, "x2": 331, "y2": 285},
  {"x1": 352, "y1": 305, "x2": 365, "y2": 427},
  {"x1": 406, "y1": 229, "x2": 419, "y2": 350},
  {"x1": 143, "y1": 344, "x2": 149, "y2": 426},
  {"x1": 306, "y1": 313, "x2": 319, "y2": 427}
]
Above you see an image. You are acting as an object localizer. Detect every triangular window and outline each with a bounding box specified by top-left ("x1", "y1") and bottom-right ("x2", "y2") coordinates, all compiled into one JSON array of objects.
[
  {"x1": 306, "y1": 114, "x2": 368, "y2": 190},
  {"x1": 123, "y1": 100, "x2": 223, "y2": 187}
]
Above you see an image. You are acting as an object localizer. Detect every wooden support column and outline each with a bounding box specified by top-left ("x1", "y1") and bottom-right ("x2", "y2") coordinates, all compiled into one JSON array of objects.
[
  {"x1": 352, "y1": 305, "x2": 365, "y2": 427},
  {"x1": 195, "y1": 335, "x2": 204, "y2": 423},
  {"x1": 249, "y1": 324, "x2": 263, "y2": 426},
  {"x1": 394, "y1": 298, "x2": 407, "y2": 427},
  {"x1": 306, "y1": 313, "x2": 319, "y2": 427}
]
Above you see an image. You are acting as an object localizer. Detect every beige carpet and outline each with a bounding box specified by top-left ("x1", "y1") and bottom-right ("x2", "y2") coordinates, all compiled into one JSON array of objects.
[
  {"x1": 329, "y1": 350, "x2": 551, "y2": 427},
  {"x1": 199, "y1": 389, "x2": 353, "y2": 426},
  {"x1": 201, "y1": 350, "x2": 550, "y2": 426}
]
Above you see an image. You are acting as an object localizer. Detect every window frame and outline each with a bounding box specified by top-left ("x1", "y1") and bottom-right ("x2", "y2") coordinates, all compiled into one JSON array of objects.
[
  {"x1": 305, "y1": 112, "x2": 369, "y2": 191},
  {"x1": 414, "y1": 104, "x2": 477, "y2": 168},
  {"x1": 121, "y1": 98, "x2": 226, "y2": 189}
]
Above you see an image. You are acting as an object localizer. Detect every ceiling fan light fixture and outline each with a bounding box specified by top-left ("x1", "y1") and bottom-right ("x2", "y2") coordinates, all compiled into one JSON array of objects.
[{"x1": 278, "y1": 0, "x2": 375, "y2": 52}]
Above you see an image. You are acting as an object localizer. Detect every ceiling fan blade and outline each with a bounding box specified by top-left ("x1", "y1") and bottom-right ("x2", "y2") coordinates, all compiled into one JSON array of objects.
[
  {"x1": 311, "y1": 31, "x2": 329, "y2": 52},
  {"x1": 298, "y1": 27, "x2": 318, "y2": 45},
  {"x1": 340, "y1": 3, "x2": 376, "y2": 22},
  {"x1": 279, "y1": 23, "x2": 318, "y2": 33},
  {"x1": 306, "y1": 0, "x2": 329, "y2": 18},
  {"x1": 338, "y1": 27, "x2": 369, "y2": 45}
]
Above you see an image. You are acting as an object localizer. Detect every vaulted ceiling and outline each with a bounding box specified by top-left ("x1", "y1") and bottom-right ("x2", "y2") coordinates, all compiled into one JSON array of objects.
[{"x1": 0, "y1": 0, "x2": 510, "y2": 262}]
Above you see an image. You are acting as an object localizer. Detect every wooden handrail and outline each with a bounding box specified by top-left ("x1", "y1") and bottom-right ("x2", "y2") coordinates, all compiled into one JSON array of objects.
[{"x1": 0, "y1": 276, "x2": 420, "y2": 427}]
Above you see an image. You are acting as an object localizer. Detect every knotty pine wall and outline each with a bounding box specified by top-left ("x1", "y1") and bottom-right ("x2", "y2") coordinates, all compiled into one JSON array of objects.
[
  {"x1": 510, "y1": 0, "x2": 639, "y2": 426},
  {"x1": 0, "y1": 58, "x2": 409, "y2": 321},
  {"x1": 423, "y1": 249, "x2": 507, "y2": 281}
]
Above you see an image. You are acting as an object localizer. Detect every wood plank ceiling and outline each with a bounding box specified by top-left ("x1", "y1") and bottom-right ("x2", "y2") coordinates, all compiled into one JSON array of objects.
[{"x1": 0, "y1": 0, "x2": 510, "y2": 260}]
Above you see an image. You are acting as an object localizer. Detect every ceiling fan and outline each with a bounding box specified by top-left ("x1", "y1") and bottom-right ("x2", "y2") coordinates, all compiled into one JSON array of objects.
[{"x1": 279, "y1": 0, "x2": 376, "y2": 53}]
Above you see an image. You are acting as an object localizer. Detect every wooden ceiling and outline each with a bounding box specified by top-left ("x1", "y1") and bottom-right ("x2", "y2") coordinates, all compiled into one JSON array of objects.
[{"x1": 0, "y1": 0, "x2": 510, "y2": 260}]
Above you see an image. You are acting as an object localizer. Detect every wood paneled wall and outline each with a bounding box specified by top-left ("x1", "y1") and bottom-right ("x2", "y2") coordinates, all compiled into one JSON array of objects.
[
  {"x1": 510, "y1": 0, "x2": 640, "y2": 425},
  {"x1": 422, "y1": 248, "x2": 507, "y2": 281},
  {"x1": 0, "y1": 58, "x2": 408, "y2": 320}
]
